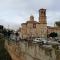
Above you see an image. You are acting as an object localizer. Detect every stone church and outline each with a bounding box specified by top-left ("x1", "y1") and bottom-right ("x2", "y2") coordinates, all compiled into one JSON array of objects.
[
  {"x1": 19, "y1": 9, "x2": 47, "y2": 39},
  {"x1": 19, "y1": 8, "x2": 60, "y2": 39}
]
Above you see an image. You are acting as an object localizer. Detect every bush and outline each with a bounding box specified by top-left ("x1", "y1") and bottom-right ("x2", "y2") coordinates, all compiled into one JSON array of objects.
[
  {"x1": 0, "y1": 33, "x2": 12, "y2": 60},
  {"x1": 49, "y1": 32, "x2": 58, "y2": 38}
]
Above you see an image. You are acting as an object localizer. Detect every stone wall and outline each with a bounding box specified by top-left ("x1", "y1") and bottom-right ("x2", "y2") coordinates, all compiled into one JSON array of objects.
[{"x1": 5, "y1": 40, "x2": 60, "y2": 60}]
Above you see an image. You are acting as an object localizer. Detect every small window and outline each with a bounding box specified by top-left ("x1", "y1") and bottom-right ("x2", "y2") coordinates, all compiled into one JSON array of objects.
[
  {"x1": 41, "y1": 11, "x2": 45, "y2": 15},
  {"x1": 33, "y1": 24, "x2": 36, "y2": 28}
]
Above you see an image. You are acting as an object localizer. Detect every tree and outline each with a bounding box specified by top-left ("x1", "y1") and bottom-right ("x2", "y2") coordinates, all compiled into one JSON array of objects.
[
  {"x1": 3, "y1": 29, "x2": 14, "y2": 38},
  {"x1": 55, "y1": 21, "x2": 60, "y2": 27},
  {"x1": 0, "y1": 25, "x2": 4, "y2": 33},
  {"x1": 15, "y1": 32, "x2": 20, "y2": 42},
  {"x1": 49, "y1": 32, "x2": 58, "y2": 38},
  {"x1": 0, "y1": 33, "x2": 12, "y2": 60},
  {"x1": 0, "y1": 25, "x2": 3, "y2": 30},
  {"x1": 3, "y1": 29, "x2": 8, "y2": 37},
  {"x1": 15, "y1": 32, "x2": 19, "y2": 37},
  {"x1": 7, "y1": 30, "x2": 13, "y2": 38}
]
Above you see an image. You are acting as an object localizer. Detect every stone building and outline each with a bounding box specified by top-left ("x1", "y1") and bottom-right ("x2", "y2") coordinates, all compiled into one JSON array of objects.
[
  {"x1": 19, "y1": 8, "x2": 47, "y2": 39},
  {"x1": 47, "y1": 26, "x2": 60, "y2": 37},
  {"x1": 19, "y1": 8, "x2": 60, "y2": 39}
]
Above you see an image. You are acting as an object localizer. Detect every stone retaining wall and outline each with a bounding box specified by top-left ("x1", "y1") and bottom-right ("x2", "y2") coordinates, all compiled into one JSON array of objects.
[{"x1": 5, "y1": 40, "x2": 60, "y2": 60}]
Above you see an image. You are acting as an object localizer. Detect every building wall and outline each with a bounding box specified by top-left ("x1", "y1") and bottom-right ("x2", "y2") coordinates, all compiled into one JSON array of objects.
[
  {"x1": 21, "y1": 24, "x2": 27, "y2": 39},
  {"x1": 47, "y1": 27, "x2": 60, "y2": 37},
  {"x1": 20, "y1": 22, "x2": 60, "y2": 39},
  {"x1": 36, "y1": 23, "x2": 47, "y2": 38},
  {"x1": 20, "y1": 22, "x2": 47, "y2": 39}
]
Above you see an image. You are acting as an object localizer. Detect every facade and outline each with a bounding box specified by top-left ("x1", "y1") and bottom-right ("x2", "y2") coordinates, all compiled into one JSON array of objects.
[
  {"x1": 47, "y1": 26, "x2": 60, "y2": 37},
  {"x1": 19, "y1": 9, "x2": 47, "y2": 39},
  {"x1": 19, "y1": 8, "x2": 60, "y2": 39}
]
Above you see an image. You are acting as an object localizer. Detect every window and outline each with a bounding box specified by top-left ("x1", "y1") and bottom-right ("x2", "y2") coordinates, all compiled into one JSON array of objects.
[{"x1": 33, "y1": 24, "x2": 36, "y2": 28}]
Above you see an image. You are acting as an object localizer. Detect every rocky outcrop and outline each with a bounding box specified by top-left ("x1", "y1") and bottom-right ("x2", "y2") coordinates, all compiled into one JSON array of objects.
[{"x1": 5, "y1": 40, "x2": 60, "y2": 60}]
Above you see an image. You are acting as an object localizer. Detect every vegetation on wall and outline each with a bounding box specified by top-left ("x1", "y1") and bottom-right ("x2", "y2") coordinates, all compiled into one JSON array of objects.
[
  {"x1": 49, "y1": 32, "x2": 58, "y2": 38},
  {"x1": 0, "y1": 33, "x2": 12, "y2": 60}
]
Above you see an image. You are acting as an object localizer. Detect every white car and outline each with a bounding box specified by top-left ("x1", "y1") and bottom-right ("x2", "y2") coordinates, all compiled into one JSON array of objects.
[
  {"x1": 33, "y1": 38, "x2": 42, "y2": 42},
  {"x1": 41, "y1": 40, "x2": 47, "y2": 44},
  {"x1": 33, "y1": 38, "x2": 47, "y2": 44}
]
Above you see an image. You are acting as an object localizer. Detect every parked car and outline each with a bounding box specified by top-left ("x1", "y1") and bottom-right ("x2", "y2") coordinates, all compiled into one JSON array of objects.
[
  {"x1": 33, "y1": 38, "x2": 47, "y2": 44},
  {"x1": 33, "y1": 38, "x2": 42, "y2": 42}
]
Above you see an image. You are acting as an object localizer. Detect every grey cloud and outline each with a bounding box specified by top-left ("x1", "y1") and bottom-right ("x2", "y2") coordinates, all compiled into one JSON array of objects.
[
  {"x1": 47, "y1": 0, "x2": 60, "y2": 11},
  {"x1": 0, "y1": 0, "x2": 60, "y2": 30}
]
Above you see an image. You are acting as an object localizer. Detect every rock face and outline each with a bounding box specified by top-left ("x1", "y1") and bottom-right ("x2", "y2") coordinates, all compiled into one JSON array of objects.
[
  {"x1": 0, "y1": 37, "x2": 12, "y2": 60},
  {"x1": 5, "y1": 40, "x2": 60, "y2": 60}
]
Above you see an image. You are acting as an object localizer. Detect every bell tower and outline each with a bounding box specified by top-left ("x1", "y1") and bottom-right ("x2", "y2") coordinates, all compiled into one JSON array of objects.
[
  {"x1": 39, "y1": 8, "x2": 47, "y2": 38},
  {"x1": 39, "y1": 8, "x2": 47, "y2": 24}
]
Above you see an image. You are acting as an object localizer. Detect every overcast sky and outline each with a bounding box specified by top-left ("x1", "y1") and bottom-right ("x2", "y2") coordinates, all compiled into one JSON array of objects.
[{"x1": 0, "y1": 0, "x2": 60, "y2": 30}]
